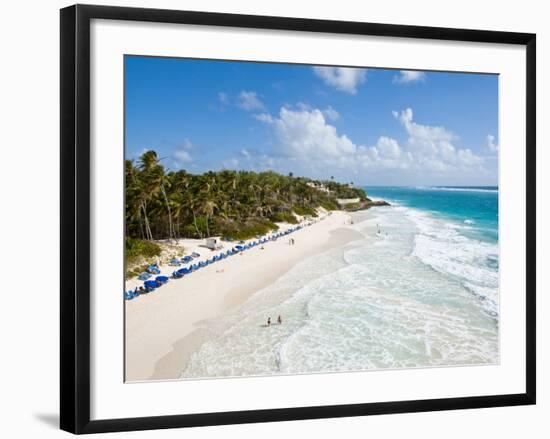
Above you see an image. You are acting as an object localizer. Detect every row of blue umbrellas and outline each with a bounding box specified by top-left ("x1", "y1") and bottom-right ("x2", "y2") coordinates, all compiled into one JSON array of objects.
[
  {"x1": 125, "y1": 275, "x2": 169, "y2": 300},
  {"x1": 125, "y1": 225, "x2": 304, "y2": 300},
  {"x1": 169, "y1": 225, "x2": 304, "y2": 280},
  {"x1": 169, "y1": 252, "x2": 201, "y2": 267}
]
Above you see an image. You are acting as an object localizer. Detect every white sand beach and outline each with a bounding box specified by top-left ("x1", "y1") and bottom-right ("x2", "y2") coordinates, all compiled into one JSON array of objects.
[{"x1": 125, "y1": 210, "x2": 363, "y2": 382}]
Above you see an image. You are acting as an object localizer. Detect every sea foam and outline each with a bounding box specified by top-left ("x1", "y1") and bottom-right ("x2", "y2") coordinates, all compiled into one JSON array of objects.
[{"x1": 182, "y1": 205, "x2": 499, "y2": 379}]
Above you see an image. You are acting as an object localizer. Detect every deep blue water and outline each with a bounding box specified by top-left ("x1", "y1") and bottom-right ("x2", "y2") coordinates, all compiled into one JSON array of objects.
[{"x1": 365, "y1": 186, "x2": 499, "y2": 244}]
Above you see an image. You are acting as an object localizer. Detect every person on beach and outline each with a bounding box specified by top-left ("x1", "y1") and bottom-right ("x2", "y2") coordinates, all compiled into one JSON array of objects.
[
  {"x1": 277, "y1": 315, "x2": 282, "y2": 325},
  {"x1": 267, "y1": 317, "x2": 271, "y2": 326}
]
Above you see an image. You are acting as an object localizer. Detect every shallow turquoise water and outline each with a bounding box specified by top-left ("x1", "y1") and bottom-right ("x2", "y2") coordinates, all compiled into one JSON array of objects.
[
  {"x1": 182, "y1": 187, "x2": 500, "y2": 379},
  {"x1": 365, "y1": 186, "x2": 498, "y2": 243}
]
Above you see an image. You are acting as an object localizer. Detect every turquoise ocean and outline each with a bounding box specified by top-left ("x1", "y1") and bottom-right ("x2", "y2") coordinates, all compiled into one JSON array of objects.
[{"x1": 182, "y1": 186, "x2": 499, "y2": 378}]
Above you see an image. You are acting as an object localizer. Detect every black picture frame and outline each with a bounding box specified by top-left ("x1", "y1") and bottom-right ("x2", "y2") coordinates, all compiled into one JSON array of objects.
[{"x1": 60, "y1": 4, "x2": 536, "y2": 434}]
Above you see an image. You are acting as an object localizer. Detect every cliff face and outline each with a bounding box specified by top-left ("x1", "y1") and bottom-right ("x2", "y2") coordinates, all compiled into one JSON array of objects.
[
  {"x1": 368, "y1": 200, "x2": 391, "y2": 207},
  {"x1": 343, "y1": 199, "x2": 390, "y2": 212}
]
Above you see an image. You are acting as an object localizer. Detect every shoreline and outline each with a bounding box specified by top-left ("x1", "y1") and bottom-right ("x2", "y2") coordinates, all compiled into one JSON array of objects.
[{"x1": 125, "y1": 210, "x2": 366, "y2": 382}]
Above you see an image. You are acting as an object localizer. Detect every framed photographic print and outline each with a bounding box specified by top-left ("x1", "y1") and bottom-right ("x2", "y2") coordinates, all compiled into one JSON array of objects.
[{"x1": 60, "y1": 4, "x2": 536, "y2": 434}]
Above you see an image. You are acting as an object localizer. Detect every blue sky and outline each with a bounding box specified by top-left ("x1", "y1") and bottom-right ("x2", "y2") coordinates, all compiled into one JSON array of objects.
[{"x1": 125, "y1": 56, "x2": 498, "y2": 186}]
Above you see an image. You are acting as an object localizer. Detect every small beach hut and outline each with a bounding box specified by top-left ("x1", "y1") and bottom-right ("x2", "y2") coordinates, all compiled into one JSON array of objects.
[{"x1": 205, "y1": 237, "x2": 222, "y2": 250}]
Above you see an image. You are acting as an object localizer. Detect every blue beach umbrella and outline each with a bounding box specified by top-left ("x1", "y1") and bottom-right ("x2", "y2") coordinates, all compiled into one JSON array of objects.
[
  {"x1": 144, "y1": 280, "x2": 158, "y2": 290},
  {"x1": 156, "y1": 275, "x2": 169, "y2": 284},
  {"x1": 138, "y1": 272, "x2": 151, "y2": 281}
]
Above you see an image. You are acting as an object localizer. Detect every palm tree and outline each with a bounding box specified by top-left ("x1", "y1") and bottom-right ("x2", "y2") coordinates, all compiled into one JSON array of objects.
[
  {"x1": 124, "y1": 150, "x2": 369, "y2": 242},
  {"x1": 201, "y1": 198, "x2": 218, "y2": 238},
  {"x1": 125, "y1": 159, "x2": 154, "y2": 240},
  {"x1": 139, "y1": 150, "x2": 175, "y2": 241},
  {"x1": 170, "y1": 170, "x2": 191, "y2": 238}
]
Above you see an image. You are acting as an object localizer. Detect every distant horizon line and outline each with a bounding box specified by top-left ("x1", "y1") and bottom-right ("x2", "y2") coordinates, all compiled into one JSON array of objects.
[
  {"x1": 363, "y1": 185, "x2": 498, "y2": 188},
  {"x1": 130, "y1": 158, "x2": 498, "y2": 189}
]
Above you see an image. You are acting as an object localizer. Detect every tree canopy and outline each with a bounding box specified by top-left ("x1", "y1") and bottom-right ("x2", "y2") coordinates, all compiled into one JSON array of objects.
[{"x1": 125, "y1": 150, "x2": 368, "y2": 241}]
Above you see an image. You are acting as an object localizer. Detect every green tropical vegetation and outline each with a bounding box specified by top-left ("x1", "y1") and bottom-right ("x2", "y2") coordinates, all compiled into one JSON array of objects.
[
  {"x1": 125, "y1": 237, "x2": 162, "y2": 279},
  {"x1": 125, "y1": 150, "x2": 369, "y2": 243},
  {"x1": 125, "y1": 237, "x2": 162, "y2": 265}
]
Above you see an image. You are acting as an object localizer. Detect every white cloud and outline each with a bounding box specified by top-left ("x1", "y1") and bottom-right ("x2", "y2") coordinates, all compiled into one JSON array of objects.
[
  {"x1": 358, "y1": 137, "x2": 414, "y2": 172},
  {"x1": 396, "y1": 108, "x2": 453, "y2": 141},
  {"x1": 393, "y1": 70, "x2": 426, "y2": 84},
  {"x1": 375, "y1": 136, "x2": 402, "y2": 159},
  {"x1": 252, "y1": 106, "x2": 486, "y2": 181},
  {"x1": 296, "y1": 102, "x2": 312, "y2": 111},
  {"x1": 255, "y1": 107, "x2": 410, "y2": 175},
  {"x1": 238, "y1": 91, "x2": 265, "y2": 111},
  {"x1": 487, "y1": 134, "x2": 498, "y2": 152},
  {"x1": 254, "y1": 113, "x2": 274, "y2": 123},
  {"x1": 232, "y1": 148, "x2": 277, "y2": 172},
  {"x1": 393, "y1": 108, "x2": 483, "y2": 171},
  {"x1": 173, "y1": 139, "x2": 194, "y2": 163},
  {"x1": 274, "y1": 102, "x2": 340, "y2": 121},
  {"x1": 322, "y1": 106, "x2": 340, "y2": 121},
  {"x1": 174, "y1": 150, "x2": 192, "y2": 162},
  {"x1": 313, "y1": 67, "x2": 367, "y2": 94},
  {"x1": 260, "y1": 107, "x2": 357, "y2": 158},
  {"x1": 218, "y1": 92, "x2": 229, "y2": 105}
]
